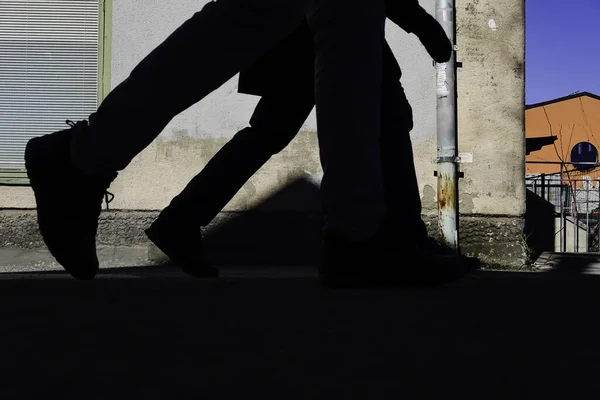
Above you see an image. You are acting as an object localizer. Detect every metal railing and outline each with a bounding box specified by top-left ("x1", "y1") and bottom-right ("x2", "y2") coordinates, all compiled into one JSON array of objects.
[{"x1": 526, "y1": 161, "x2": 600, "y2": 252}]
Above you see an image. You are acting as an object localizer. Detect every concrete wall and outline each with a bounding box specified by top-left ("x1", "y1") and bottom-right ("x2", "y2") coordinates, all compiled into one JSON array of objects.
[
  {"x1": 106, "y1": 0, "x2": 441, "y2": 212},
  {"x1": 448, "y1": 0, "x2": 527, "y2": 266},
  {"x1": 110, "y1": 0, "x2": 527, "y2": 266},
  {"x1": 0, "y1": 0, "x2": 528, "y2": 267},
  {"x1": 108, "y1": 0, "x2": 527, "y2": 216},
  {"x1": 453, "y1": 0, "x2": 525, "y2": 216}
]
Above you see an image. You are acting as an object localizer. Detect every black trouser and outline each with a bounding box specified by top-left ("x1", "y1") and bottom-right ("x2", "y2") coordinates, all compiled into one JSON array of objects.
[
  {"x1": 160, "y1": 60, "x2": 427, "y2": 240},
  {"x1": 70, "y1": 0, "x2": 387, "y2": 241}
]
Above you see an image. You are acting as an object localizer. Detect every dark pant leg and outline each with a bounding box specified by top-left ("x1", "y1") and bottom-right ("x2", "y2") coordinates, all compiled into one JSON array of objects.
[
  {"x1": 380, "y1": 73, "x2": 429, "y2": 241},
  {"x1": 307, "y1": 0, "x2": 387, "y2": 242},
  {"x1": 70, "y1": 0, "x2": 308, "y2": 175},
  {"x1": 160, "y1": 89, "x2": 315, "y2": 227}
]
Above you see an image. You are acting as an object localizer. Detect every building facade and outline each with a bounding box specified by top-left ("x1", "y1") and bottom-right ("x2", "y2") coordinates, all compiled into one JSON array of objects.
[
  {"x1": 526, "y1": 92, "x2": 600, "y2": 177},
  {"x1": 525, "y1": 92, "x2": 600, "y2": 254},
  {"x1": 0, "y1": 0, "x2": 527, "y2": 267}
]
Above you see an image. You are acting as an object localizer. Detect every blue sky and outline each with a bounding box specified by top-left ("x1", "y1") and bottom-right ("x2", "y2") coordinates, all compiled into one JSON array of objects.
[{"x1": 526, "y1": 0, "x2": 600, "y2": 104}]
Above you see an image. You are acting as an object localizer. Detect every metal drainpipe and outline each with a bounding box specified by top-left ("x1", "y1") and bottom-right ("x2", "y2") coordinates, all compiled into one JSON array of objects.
[{"x1": 435, "y1": 0, "x2": 460, "y2": 251}]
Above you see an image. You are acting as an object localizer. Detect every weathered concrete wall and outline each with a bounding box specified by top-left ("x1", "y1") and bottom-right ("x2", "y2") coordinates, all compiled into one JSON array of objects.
[
  {"x1": 451, "y1": 0, "x2": 526, "y2": 217},
  {"x1": 107, "y1": 0, "x2": 440, "y2": 211},
  {"x1": 106, "y1": 0, "x2": 525, "y2": 219},
  {"x1": 110, "y1": 0, "x2": 300, "y2": 210},
  {"x1": 107, "y1": 0, "x2": 313, "y2": 210},
  {"x1": 0, "y1": 0, "x2": 527, "y2": 267}
]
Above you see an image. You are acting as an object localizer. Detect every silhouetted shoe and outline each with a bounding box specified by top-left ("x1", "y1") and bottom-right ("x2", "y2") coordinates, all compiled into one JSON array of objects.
[
  {"x1": 145, "y1": 218, "x2": 219, "y2": 278},
  {"x1": 24, "y1": 121, "x2": 117, "y2": 280},
  {"x1": 319, "y1": 228, "x2": 472, "y2": 288}
]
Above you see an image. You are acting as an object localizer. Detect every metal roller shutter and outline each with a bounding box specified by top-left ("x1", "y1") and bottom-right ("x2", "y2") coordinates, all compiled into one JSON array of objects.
[{"x1": 0, "y1": 0, "x2": 99, "y2": 170}]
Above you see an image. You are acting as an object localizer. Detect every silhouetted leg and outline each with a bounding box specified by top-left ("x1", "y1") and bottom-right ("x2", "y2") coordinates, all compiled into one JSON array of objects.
[
  {"x1": 159, "y1": 89, "x2": 315, "y2": 228},
  {"x1": 380, "y1": 73, "x2": 429, "y2": 241},
  {"x1": 70, "y1": 0, "x2": 309, "y2": 176},
  {"x1": 307, "y1": 0, "x2": 387, "y2": 242}
]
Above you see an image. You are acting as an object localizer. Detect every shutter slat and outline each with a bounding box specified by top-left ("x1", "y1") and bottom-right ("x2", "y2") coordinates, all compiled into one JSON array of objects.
[{"x1": 0, "y1": 0, "x2": 99, "y2": 169}]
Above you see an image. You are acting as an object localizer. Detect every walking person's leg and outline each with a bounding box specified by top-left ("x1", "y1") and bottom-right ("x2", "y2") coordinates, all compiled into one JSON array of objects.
[
  {"x1": 24, "y1": 0, "x2": 309, "y2": 279},
  {"x1": 146, "y1": 90, "x2": 315, "y2": 276},
  {"x1": 377, "y1": 41, "x2": 475, "y2": 285},
  {"x1": 308, "y1": 0, "x2": 387, "y2": 241},
  {"x1": 307, "y1": 0, "x2": 390, "y2": 286},
  {"x1": 380, "y1": 65, "x2": 429, "y2": 241},
  {"x1": 75, "y1": 0, "x2": 309, "y2": 175}
]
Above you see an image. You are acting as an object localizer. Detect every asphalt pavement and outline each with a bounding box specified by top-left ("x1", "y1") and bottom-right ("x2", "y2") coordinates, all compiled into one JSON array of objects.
[{"x1": 1, "y1": 254, "x2": 600, "y2": 399}]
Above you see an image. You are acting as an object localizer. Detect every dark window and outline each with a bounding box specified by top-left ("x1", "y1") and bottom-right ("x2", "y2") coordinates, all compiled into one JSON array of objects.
[{"x1": 571, "y1": 142, "x2": 598, "y2": 171}]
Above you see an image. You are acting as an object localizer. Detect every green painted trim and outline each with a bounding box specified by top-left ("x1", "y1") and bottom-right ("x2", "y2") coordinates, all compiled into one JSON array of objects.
[
  {"x1": 98, "y1": 0, "x2": 112, "y2": 104},
  {"x1": 0, "y1": 170, "x2": 29, "y2": 186}
]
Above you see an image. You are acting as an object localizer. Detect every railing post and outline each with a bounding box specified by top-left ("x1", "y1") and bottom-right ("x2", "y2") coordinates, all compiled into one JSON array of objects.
[
  {"x1": 560, "y1": 163, "x2": 564, "y2": 252},
  {"x1": 541, "y1": 173, "x2": 546, "y2": 200}
]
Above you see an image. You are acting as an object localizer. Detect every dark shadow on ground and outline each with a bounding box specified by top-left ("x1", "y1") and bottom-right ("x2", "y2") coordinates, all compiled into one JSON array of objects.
[
  {"x1": 201, "y1": 177, "x2": 323, "y2": 266},
  {"x1": 3, "y1": 264, "x2": 320, "y2": 280},
  {"x1": 1, "y1": 267, "x2": 600, "y2": 399},
  {"x1": 524, "y1": 189, "x2": 556, "y2": 260},
  {"x1": 535, "y1": 251, "x2": 600, "y2": 275}
]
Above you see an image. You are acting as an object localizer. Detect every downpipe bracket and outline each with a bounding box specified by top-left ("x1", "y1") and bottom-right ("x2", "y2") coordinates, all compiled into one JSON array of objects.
[
  {"x1": 433, "y1": 157, "x2": 464, "y2": 178},
  {"x1": 433, "y1": 156, "x2": 461, "y2": 163},
  {"x1": 434, "y1": 170, "x2": 464, "y2": 178}
]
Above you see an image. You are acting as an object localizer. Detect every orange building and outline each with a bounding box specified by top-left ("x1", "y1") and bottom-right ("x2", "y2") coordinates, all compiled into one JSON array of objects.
[{"x1": 526, "y1": 92, "x2": 600, "y2": 179}]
